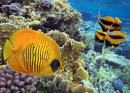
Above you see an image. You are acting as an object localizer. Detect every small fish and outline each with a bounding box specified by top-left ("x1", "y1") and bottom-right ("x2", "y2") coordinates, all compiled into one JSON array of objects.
[
  {"x1": 105, "y1": 23, "x2": 127, "y2": 48},
  {"x1": 3, "y1": 29, "x2": 64, "y2": 76},
  {"x1": 95, "y1": 22, "x2": 106, "y2": 43},
  {"x1": 98, "y1": 8, "x2": 122, "y2": 31}
]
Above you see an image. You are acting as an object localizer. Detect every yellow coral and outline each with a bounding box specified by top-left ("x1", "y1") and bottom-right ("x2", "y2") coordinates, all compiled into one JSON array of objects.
[
  {"x1": 74, "y1": 67, "x2": 88, "y2": 82},
  {"x1": 46, "y1": 31, "x2": 87, "y2": 83}
]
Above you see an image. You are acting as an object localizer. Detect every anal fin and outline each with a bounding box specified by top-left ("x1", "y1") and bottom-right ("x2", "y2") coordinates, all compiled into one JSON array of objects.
[{"x1": 7, "y1": 55, "x2": 29, "y2": 74}]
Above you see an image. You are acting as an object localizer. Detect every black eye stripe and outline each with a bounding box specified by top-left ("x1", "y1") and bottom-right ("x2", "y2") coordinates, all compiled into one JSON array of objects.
[{"x1": 50, "y1": 59, "x2": 60, "y2": 72}]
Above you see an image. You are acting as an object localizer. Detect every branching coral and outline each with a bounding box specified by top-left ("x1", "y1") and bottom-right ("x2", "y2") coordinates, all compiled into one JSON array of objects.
[{"x1": 0, "y1": 65, "x2": 36, "y2": 93}]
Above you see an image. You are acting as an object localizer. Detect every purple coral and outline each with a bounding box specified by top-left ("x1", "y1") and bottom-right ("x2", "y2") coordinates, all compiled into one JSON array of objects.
[{"x1": 0, "y1": 65, "x2": 36, "y2": 93}]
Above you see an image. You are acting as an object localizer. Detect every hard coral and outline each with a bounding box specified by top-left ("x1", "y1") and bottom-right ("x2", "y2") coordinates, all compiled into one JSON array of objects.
[
  {"x1": 35, "y1": 74, "x2": 69, "y2": 93},
  {"x1": 1, "y1": 3, "x2": 27, "y2": 16},
  {"x1": 40, "y1": 0, "x2": 53, "y2": 10},
  {"x1": 46, "y1": 31, "x2": 88, "y2": 83},
  {"x1": 21, "y1": 0, "x2": 82, "y2": 40},
  {"x1": 0, "y1": 65, "x2": 36, "y2": 93},
  {"x1": 35, "y1": 74, "x2": 93, "y2": 93}
]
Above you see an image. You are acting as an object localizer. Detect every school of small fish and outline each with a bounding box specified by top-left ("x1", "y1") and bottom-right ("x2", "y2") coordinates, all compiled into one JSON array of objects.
[{"x1": 95, "y1": 8, "x2": 127, "y2": 48}]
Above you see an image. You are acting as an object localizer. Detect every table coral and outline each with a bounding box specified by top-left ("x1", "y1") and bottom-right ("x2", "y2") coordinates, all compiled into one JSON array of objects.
[{"x1": 0, "y1": 65, "x2": 36, "y2": 93}]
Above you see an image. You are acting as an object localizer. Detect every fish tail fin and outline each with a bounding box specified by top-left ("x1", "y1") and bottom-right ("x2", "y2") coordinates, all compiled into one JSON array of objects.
[
  {"x1": 3, "y1": 40, "x2": 14, "y2": 60},
  {"x1": 115, "y1": 17, "x2": 122, "y2": 23},
  {"x1": 122, "y1": 31, "x2": 127, "y2": 37}
]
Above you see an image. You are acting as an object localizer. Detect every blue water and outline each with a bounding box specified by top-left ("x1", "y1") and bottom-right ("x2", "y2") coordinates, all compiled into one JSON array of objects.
[{"x1": 68, "y1": 0, "x2": 130, "y2": 17}]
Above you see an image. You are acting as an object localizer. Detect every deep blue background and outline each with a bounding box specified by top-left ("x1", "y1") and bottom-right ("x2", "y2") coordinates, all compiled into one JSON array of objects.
[{"x1": 68, "y1": 0, "x2": 130, "y2": 17}]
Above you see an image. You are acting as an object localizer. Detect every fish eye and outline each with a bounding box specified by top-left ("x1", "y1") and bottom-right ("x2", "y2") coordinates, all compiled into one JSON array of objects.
[
  {"x1": 55, "y1": 61, "x2": 60, "y2": 67},
  {"x1": 50, "y1": 59, "x2": 60, "y2": 72}
]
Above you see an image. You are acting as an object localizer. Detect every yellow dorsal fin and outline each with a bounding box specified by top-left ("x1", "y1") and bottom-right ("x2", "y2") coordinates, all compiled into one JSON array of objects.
[
  {"x1": 115, "y1": 17, "x2": 122, "y2": 23},
  {"x1": 104, "y1": 16, "x2": 115, "y2": 22},
  {"x1": 122, "y1": 31, "x2": 127, "y2": 37},
  {"x1": 9, "y1": 29, "x2": 44, "y2": 49}
]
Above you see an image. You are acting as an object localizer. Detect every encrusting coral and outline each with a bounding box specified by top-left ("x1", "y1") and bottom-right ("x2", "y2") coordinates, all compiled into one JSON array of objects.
[
  {"x1": 0, "y1": 65, "x2": 36, "y2": 93},
  {"x1": 46, "y1": 30, "x2": 88, "y2": 83},
  {"x1": 34, "y1": 74, "x2": 94, "y2": 93}
]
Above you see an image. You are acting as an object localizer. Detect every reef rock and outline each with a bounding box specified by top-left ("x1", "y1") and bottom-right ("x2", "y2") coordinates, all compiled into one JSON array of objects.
[{"x1": 105, "y1": 54, "x2": 130, "y2": 66}]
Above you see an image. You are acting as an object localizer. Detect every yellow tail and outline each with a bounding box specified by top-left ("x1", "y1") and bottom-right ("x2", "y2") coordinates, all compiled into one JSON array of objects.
[
  {"x1": 122, "y1": 31, "x2": 127, "y2": 37},
  {"x1": 115, "y1": 17, "x2": 122, "y2": 23},
  {"x1": 3, "y1": 40, "x2": 14, "y2": 60}
]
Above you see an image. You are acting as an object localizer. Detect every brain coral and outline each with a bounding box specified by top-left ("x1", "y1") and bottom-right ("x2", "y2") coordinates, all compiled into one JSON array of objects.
[{"x1": 0, "y1": 65, "x2": 36, "y2": 93}]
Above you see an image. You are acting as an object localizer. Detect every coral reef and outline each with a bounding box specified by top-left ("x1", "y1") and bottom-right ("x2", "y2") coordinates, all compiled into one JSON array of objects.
[
  {"x1": 1, "y1": 3, "x2": 27, "y2": 16},
  {"x1": 34, "y1": 74, "x2": 69, "y2": 93},
  {"x1": 46, "y1": 30, "x2": 88, "y2": 83},
  {"x1": 105, "y1": 54, "x2": 130, "y2": 66},
  {"x1": 0, "y1": 0, "x2": 82, "y2": 40},
  {"x1": 0, "y1": 65, "x2": 36, "y2": 93},
  {"x1": 39, "y1": 0, "x2": 53, "y2": 10},
  {"x1": 81, "y1": 32, "x2": 94, "y2": 50},
  {"x1": 34, "y1": 74, "x2": 94, "y2": 93}
]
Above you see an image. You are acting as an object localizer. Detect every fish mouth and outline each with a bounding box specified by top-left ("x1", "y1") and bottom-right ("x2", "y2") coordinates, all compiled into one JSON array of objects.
[{"x1": 59, "y1": 64, "x2": 64, "y2": 70}]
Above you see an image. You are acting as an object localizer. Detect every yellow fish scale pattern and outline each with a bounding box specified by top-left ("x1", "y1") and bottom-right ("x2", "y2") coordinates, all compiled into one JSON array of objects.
[{"x1": 22, "y1": 38, "x2": 52, "y2": 73}]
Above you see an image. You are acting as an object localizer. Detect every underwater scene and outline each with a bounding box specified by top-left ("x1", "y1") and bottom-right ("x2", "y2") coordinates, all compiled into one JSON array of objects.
[{"x1": 0, "y1": 0, "x2": 130, "y2": 93}]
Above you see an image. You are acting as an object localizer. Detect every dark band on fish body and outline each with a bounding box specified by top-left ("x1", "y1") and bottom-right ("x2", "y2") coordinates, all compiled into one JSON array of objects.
[
  {"x1": 109, "y1": 35, "x2": 124, "y2": 39},
  {"x1": 100, "y1": 19, "x2": 121, "y2": 27},
  {"x1": 97, "y1": 32, "x2": 106, "y2": 36},
  {"x1": 50, "y1": 59, "x2": 60, "y2": 72},
  {"x1": 105, "y1": 40, "x2": 119, "y2": 48},
  {"x1": 95, "y1": 37, "x2": 104, "y2": 43},
  {"x1": 99, "y1": 19, "x2": 122, "y2": 31}
]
